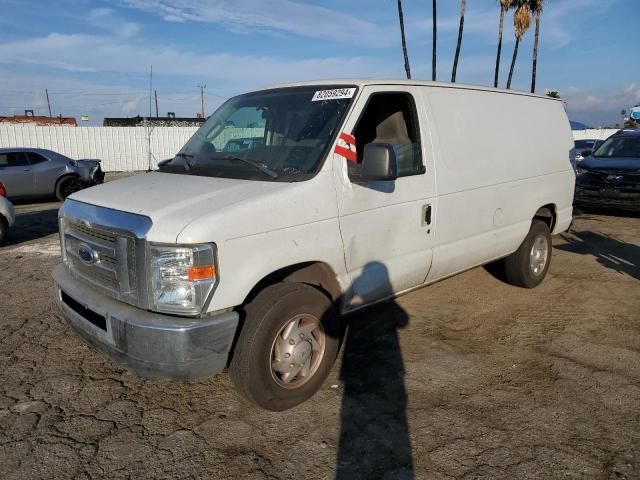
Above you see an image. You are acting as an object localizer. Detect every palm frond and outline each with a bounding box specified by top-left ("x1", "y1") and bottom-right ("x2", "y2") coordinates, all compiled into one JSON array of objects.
[{"x1": 514, "y1": 2, "x2": 532, "y2": 38}]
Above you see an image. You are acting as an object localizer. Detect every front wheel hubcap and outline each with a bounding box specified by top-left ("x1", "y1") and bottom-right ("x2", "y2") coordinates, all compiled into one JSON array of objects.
[
  {"x1": 529, "y1": 235, "x2": 549, "y2": 276},
  {"x1": 270, "y1": 314, "x2": 325, "y2": 389}
]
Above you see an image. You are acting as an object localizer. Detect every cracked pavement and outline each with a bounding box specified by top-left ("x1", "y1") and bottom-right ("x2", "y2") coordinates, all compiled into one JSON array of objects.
[{"x1": 0, "y1": 189, "x2": 639, "y2": 479}]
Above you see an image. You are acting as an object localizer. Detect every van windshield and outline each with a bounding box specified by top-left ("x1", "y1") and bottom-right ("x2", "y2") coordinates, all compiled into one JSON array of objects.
[{"x1": 159, "y1": 86, "x2": 357, "y2": 181}]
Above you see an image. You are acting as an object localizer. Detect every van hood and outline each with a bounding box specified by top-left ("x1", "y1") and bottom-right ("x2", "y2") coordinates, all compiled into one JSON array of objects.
[{"x1": 69, "y1": 172, "x2": 288, "y2": 242}]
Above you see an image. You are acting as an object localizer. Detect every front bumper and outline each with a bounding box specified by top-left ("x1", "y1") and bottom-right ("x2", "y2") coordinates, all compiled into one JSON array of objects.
[
  {"x1": 52, "y1": 263, "x2": 239, "y2": 379},
  {"x1": 575, "y1": 188, "x2": 640, "y2": 211},
  {"x1": 0, "y1": 197, "x2": 15, "y2": 227},
  {"x1": 75, "y1": 163, "x2": 104, "y2": 185}
]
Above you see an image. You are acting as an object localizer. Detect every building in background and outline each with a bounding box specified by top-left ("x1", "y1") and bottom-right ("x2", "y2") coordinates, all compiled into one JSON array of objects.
[
  {"x1": 103, "y1": 114, "x2": 205, "y2": 127},
  {"x1": 0, "y1": 111, "x2": 77, "y2": 126}
]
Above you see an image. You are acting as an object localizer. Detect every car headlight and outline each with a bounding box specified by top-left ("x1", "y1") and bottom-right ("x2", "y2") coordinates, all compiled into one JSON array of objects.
[
  {"x1": 575, "y1": 166, "x2": 587, "y2": 176},
  {"x1": 149, "y1": 244, "x2": 217, "y2": 315}
]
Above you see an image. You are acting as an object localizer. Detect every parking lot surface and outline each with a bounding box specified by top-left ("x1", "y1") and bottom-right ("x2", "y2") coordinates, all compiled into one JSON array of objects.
[{"x1": 1, "y1": 190, "x2": 639, "y2": 479}]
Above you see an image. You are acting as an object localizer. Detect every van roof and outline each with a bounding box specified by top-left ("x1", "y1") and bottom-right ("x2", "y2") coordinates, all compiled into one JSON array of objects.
[{"x1": 260, "y1": 78, "x2": 561, "y2": 101}]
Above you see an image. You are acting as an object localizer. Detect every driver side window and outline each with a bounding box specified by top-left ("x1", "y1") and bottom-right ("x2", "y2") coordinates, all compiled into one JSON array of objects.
[{"x1": 349, "y1": 92, "x2": 424, "y2": 179}]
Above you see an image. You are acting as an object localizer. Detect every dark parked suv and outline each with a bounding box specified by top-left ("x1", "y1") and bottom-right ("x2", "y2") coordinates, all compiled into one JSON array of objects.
[{"x1": 574, "y1": 129, "x2": 640, "y2": 211}]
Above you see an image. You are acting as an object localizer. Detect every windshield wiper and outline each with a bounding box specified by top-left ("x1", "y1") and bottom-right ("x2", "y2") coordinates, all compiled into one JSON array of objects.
[{"x1": 221, "y1": 156, "x2": 279, "y2": 179}]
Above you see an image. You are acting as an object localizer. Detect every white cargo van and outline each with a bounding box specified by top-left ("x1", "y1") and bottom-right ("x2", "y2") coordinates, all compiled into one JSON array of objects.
[{"x1": 53, "y1": 80, "x2": 575, "y2": 410}]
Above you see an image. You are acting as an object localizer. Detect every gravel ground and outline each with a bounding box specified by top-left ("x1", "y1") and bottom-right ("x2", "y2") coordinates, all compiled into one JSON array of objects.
[{"x1": 0, "y1": 179, "x2": 639, "y2": 479}]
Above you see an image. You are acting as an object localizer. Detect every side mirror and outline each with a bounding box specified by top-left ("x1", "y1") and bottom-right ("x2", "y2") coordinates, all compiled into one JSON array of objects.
[
  {"x1": 581, "y1": 149, "x2": 592, "y2": 158},
  {"x1": 360, "y1": 143, "x2": 398, "y2": 182}
]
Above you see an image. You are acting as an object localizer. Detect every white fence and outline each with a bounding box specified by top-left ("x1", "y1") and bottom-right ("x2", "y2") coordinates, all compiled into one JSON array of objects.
[
  {"x1": 0, "y1": 124, "x2": 624, "y2": 172},
  {"x1": 0, "y1": 125, "x2": 198, "y2": 172},
  {"x1": 572, "y1": 129, "x2": 619, "y2": 141}
]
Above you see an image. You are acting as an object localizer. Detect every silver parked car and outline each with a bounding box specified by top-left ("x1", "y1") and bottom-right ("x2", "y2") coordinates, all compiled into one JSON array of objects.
[
  {"x1": 0, "y1": 181, "x2": 15, "y2": 244},
  {"x1": 0, "y1": 148, "x2": 104, "y2": 201}
]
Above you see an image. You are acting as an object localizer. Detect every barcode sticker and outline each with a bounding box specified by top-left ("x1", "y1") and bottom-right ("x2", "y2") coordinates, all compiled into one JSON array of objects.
[{"x1": 311, "y1": 88, "x2": 356, "y2": 102}]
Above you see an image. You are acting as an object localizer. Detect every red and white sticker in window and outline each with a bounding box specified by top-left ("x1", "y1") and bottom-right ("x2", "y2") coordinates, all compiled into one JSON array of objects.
[{"x1": 334, "y1": 132, "x2": 357, "y2": 163}]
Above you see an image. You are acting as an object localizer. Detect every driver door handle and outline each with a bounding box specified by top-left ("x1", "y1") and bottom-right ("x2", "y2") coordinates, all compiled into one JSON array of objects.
[{"x1": 423, "y1": 204, "x2": 432, "y2": 227}]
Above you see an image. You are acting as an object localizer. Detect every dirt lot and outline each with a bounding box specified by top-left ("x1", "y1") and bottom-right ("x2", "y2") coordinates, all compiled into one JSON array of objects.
[{"x1": 1, "y1": 185, "x2": 639, "y2": 479}]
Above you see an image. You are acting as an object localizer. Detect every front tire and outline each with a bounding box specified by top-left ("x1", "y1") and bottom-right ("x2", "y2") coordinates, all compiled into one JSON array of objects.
[
  {"x1": 504, "y1": 219, "x2": 552, "y2": 288},
  {"x1": 229, "y1": 283, "x2": 340, "y2": 411}
]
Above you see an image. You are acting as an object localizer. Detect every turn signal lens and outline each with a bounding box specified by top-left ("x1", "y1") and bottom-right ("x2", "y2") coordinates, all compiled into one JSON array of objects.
[{"x1": 188, "y1": 265, "x2": 215, "y2": 281}]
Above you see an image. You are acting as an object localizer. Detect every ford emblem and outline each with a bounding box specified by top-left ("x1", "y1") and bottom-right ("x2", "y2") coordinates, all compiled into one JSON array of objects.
[{"x1": 78, "y1": 243, "x2": 98, "y2": 265}]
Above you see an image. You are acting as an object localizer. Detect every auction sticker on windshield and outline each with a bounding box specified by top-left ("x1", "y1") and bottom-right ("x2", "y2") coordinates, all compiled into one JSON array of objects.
[{"x1": 311, "y1": 88, "x2": 356, "y2": 102}]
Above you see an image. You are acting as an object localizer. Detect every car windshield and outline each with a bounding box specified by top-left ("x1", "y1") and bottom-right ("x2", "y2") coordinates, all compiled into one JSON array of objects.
[
  {"x1": 159, "y1": 85, "x2": 357, "y2": 181},
  {"x1": 593, "y1": 135, "x2": 640, "y2": 159}
]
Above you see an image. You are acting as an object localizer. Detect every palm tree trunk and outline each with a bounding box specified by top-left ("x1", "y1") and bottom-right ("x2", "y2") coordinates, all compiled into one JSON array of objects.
[
  {"x1": 506, "y1": 36, "x2": 520, "y2": 89},
  {"x1": 451, "y1": 0, "x2": 466, "y2": 82},
  {"x1": 494, "y1": 8, "x2": 505, "y2": 88},
  {"x1": 432, "y1": 0, "x2": 437, "y2": 81},
  {"x1": 530, "y1": 13, "x2": 541, "y2": 93},
  {"x1": 397, "y1": 0, "x2": 411, "y2": 79}
]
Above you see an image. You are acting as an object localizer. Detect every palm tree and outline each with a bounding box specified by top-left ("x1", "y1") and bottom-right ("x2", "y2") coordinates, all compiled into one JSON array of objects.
[
  {"x1": 545, "y1": 90, "x2": 560, "y2": 99},
  {"x1": 432, "y1": 0, "x2": 437, "y2": 81},
  {"x1": 397, "y1": 0, "x2": 411, "y2": 79},
  {"x1": 451, "y1": 0, "x2": 466, "y2": 82},
  {"x1": 506, "y1": 0, "x2": 532, "y2": 89},
  {"x1": 530, "y1": 0, "x2": 544, "y2": 93},
  {"x1": 494, "y1": 0, "x2": 512, "y2": 88}
]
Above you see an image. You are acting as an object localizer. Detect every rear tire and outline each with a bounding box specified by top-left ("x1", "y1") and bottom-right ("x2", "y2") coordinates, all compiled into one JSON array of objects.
[
  {"x1": 504, "y1": 219, "x2": 552, "y2": 288},
  {"x1": 0, "y1": 216, "x2": 8, "y2": 245},
  {"x1": 229, "y1": 282, "x2": 340, "y2": 411},
  {"x1": 55, "y1": 176, "x2": 80, "y2": 201}
]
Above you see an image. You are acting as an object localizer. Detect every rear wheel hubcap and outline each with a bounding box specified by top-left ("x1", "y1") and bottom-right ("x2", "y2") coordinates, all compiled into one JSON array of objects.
[{"x1": 529, "y1": 235, "x2": 549, "y2": 276}]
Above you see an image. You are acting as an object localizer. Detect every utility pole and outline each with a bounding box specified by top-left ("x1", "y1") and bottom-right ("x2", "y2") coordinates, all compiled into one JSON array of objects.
[
  {"x1": 45, "y1": 89, "x2": 52, "y2": 117},
  {"x1": 197, "y1": 83, "x2": 207, "y2": 118},
  {"x1": 154, "y1": 90, "x2": 159, "y2": 117}
]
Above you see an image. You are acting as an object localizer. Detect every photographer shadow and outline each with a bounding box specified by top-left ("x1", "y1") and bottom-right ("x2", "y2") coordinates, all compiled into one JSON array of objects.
[{"x1": 335, "y1": 262, "x2": 414, "y2": 480}]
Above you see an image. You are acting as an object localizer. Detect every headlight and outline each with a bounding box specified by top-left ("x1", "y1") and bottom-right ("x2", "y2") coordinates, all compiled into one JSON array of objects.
[{"x1": 149, "y1": 244, "x2": 217, "y2": 315}]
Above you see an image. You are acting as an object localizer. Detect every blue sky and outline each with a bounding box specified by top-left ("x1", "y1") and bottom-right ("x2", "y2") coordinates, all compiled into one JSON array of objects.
[{"x1": 0, "y1": 0, "x2": 638, "y2": 126}]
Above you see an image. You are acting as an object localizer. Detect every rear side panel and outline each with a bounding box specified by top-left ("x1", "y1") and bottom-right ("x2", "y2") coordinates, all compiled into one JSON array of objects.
[{"x1": 421, "y1": 87, "x2": 574, "y2": 281}]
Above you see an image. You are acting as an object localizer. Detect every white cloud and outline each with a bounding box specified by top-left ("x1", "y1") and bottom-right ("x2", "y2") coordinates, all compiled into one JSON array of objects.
[
  {"x1": 559, "y1": 83, "x2": 640, "y2": 126},
  {"x1": 0, "y1": 71, "x2": 211, "y2": 123},
  {"x1": 117, "y1": 0, "x2": 392, "y2": 47},
  {"x1": 0, "y1": 32, "x2": 390, "y2": 88},
  {"x1": 90, "y1": 6, "x2": 141, "y2": 38},
  {"x1": 90, "y1": 8, "x2": 113, "y2": 19},
  {"x1": 122, "y1": 99, "x2": 139, "y2": 114}
]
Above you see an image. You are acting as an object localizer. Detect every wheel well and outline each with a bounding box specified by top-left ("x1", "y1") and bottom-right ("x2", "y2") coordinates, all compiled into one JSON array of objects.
[
  {"x1": 55, "y1": 173, "x2": 79, "y2": 188},
  {"x1": 243, "y1": 262, "x2": 342, "y2": 307},
  {"x1": 534, "y1": 204, "x2": 557, "y2": 232}
]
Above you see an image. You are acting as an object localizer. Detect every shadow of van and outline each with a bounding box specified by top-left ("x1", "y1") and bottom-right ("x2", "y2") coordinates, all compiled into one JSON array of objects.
[
  {"x1": 557, "y1": 230, "x2": 640, "y2": 281},
  {"x1": 332, "y1": 262, "x2": 414, "y2": 480}
]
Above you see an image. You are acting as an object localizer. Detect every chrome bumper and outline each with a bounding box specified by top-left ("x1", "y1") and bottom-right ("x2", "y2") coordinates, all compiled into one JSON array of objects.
[{"x1": 52, "y1": 263, "x2": 239, "y2": 379}]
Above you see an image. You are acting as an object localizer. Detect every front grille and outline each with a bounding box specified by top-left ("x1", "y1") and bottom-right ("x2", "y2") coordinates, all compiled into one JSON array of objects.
[
  {"x1": 59, "y1": 199, "x2": 152, "y2": 310},
  {"x1": 68, "y1": 220, "x2": 117, "y2": 244},
  {"x1": 64, "y1": 220, "x2": 121, "y2": 293},
  {"x1": 62, "y1": 218, "x2": 138, "y2": 304}
]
